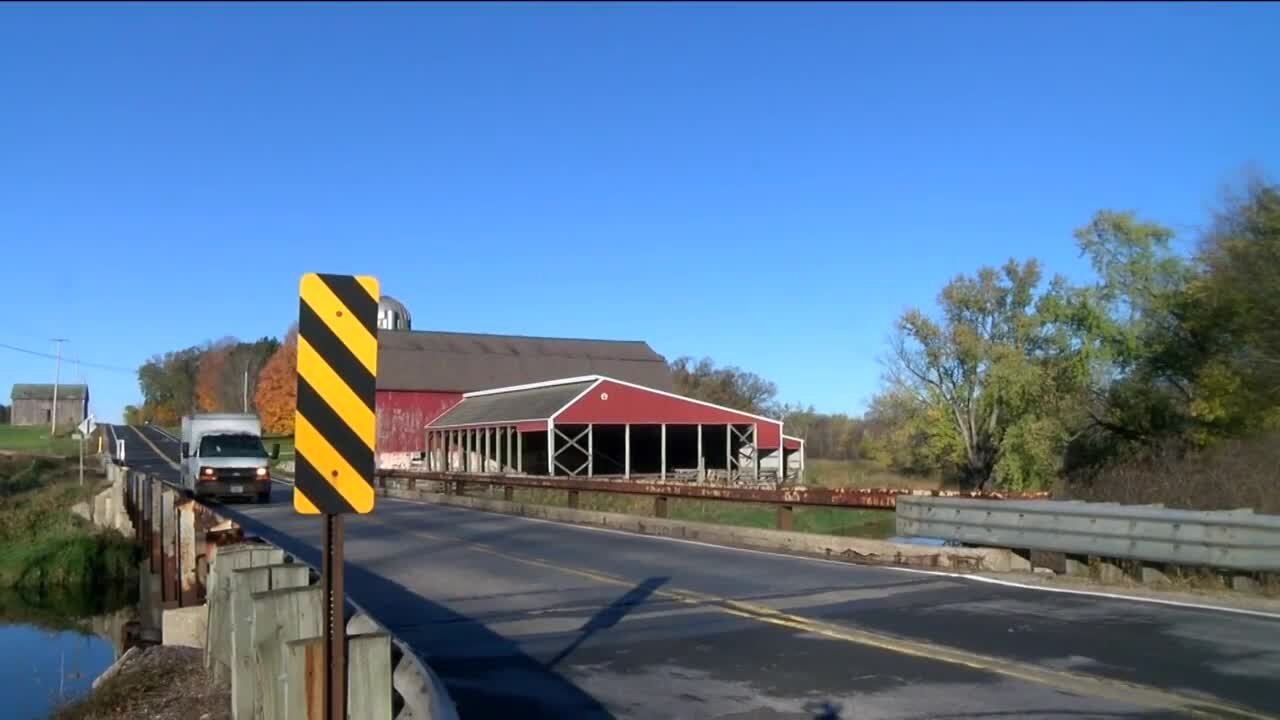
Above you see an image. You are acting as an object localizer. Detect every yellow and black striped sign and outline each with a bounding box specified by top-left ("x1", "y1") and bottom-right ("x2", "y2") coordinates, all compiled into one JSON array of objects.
[{"x1": 294, "y1": 273, "x2": 379, "y2": 515}]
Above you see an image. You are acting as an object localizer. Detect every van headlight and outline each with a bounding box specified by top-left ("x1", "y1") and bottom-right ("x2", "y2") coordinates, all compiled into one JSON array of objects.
[{"x1": 256, "y1": 467, "x2": 269, "y2": 478}]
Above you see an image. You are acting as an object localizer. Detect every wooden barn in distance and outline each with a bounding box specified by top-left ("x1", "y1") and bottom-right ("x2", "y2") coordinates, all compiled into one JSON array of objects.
[{"x1": 374, "y1": 329, "x2": 674, "y2": 468}]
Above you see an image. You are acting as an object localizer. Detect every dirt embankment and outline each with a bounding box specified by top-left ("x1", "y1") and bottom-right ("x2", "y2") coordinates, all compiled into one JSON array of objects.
[{"x1": 53, "y1": 645, "x2": 230, "y2": 720}]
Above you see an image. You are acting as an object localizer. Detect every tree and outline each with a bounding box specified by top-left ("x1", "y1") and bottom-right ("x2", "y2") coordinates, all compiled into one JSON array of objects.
[
  {"x1": 886, "y1": 259, "x2": 1074, "y2": 489},
  {"x1": 137, "y1": 346, "x2": 202, "y2": 422},
  {"x1": 669, "y1": 356, "x2": 778, "y2": 415},
  {"x1": 255, "y1": 326, "x2": 298, "y2": 434},
  {"x1": 194, "y1": 342, "x2": 231, "y2": 412},
  {"x1": 1180, "y1": 179, "x2": 1280, "y2": 436}
]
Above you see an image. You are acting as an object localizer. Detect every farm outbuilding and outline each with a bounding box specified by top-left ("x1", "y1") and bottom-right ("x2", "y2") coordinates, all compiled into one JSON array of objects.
[
  {"x1": 374, "y1": 329, "x2": 674, "y2": 468},
  {"x1": 421, "y1": 376, "x2": 804, "y2": 484},
  {"x1": 9, "y1": 383, "x2": 89, "y2": 428}
]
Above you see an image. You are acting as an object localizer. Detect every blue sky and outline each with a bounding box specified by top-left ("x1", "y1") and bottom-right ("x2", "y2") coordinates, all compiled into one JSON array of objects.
[{"x1": 2, "y1": 2, "x2": 1277, "y2": 423}]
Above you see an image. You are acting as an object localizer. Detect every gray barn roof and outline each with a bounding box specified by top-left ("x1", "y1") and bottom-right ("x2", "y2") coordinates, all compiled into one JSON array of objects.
[
  {"x1": 377, "y1": 330, "x2": 672, "y2": 393},
  {"x1": 429, "y1": 380, "x2": 596, "y2": 428},
  {"x1": 10, "y1": 383, "x2": 89, "y2": 401}
]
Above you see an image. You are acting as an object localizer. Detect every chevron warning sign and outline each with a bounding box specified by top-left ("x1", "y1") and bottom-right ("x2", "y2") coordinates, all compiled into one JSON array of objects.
[{"x1": 293, "y1": 273, "x2": 379, "y2": 515}]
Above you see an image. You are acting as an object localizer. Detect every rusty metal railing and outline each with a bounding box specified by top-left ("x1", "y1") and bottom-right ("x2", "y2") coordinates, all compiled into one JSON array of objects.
[{"x1": 375, "y1": 469, "x2": 1048, "y2": 531}]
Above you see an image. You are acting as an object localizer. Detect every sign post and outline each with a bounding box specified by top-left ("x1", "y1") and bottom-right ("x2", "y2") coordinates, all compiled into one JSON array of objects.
[
  {"x1": 292, "y1": 272, "x2": 379, "y2": 720},
  {"x1": 77, "y1": 415, "x2": 96, "y2": 487}
]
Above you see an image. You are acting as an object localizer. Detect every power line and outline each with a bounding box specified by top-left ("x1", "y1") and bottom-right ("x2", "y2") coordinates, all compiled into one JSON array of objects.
[{"x1": 0, "y1": 341, "x2": 136, "y2": 374}]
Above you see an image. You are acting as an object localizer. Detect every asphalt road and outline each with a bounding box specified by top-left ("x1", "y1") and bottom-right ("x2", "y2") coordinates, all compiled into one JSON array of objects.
[{"x1": 119, "y1": 425, "x2": 1280, "y2": 720}]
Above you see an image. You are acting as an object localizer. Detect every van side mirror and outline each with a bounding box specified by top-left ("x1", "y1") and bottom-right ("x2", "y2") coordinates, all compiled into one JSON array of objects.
[
  {"x1": 181, "y1": 442, "x2": 190, "y2": 459},
  {"x1": 271, "y1": 443, "x2": 280, "y2": 460}
]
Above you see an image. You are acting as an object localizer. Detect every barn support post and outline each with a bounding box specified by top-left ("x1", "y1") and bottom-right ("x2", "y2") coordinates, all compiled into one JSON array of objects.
[
  {"x1": 753, "y1": 423, "x2": 760, "y2": 481},
  {"x1": 587, "y1": 424, "x2": 593, "y2": 478},
  {"x1": 726, "y1": 424, "x2": 732, "y2": 481},
  {"x1": 660, "y1": 423, "x2": 667, "y2": 481},
  {"x1": 696, "y1": 424, "x2": 704, "y2": 482},
  {"x1": 482, "y1": 428, "x2": 490, "y2": 474},
  {"x1": 547, "y1": 422, "x2": 555, "y2": 477},
  {"x1": 516, "y1": 430, "x2": 523, "y2": 473},
  {"x1": 506, "y1": 427, "x2": 513, "y2": 472},
  {"x1": 624, "y1": 424, "x2": 631, "y2": 479}
]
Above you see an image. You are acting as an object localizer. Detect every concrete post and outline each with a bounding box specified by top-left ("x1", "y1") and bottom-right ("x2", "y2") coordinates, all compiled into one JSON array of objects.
[
  {"x1": 161, "y1": 487, "x2": 177, "y2": 606},
  {"x1": 568, "y1": 489, "x2": 580, "y2": 509},
  {"x1": 252, "y1": 586, "x2": 324, "y2": 720},
  {"x1": 347, "y1": 633, "x2": 393, "y2": 720},
  {"x1": 654, "y1": 495, "x2": 668, "y2": 518},
  {"x1": 231, "y1": 567, "x2": 275, "y2": 719},
  {"x1": 150, "y1": 480, "x2": 163, "y2": 574},
  {"x1": 206, "y1": 545, "x2": 285, "y2": 684},
  {"x1": 283, "y1": 636, "x2": 324, "y2": 720},
  {"x1": 1064, "y1": 554, "x2": 1090, "y2": 577},
  {"x1": 179, "y1": 499, "x2": 199, "y2": 606}
]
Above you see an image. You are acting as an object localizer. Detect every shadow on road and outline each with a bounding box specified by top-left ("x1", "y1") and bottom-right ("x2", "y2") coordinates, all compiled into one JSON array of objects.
[{"x1": 547, "y1": 576, "x2": 668, "y2": 669}]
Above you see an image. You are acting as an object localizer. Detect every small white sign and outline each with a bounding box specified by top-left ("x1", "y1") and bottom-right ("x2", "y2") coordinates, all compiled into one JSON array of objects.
[{"x1": 78, "y1": 415, "x2": 96, "y2": 437}]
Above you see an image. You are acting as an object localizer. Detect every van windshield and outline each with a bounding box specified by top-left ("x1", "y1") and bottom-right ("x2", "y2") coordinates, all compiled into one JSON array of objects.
[{"x1": 199, "y1": 434, "x2": 268, "y2": 459}]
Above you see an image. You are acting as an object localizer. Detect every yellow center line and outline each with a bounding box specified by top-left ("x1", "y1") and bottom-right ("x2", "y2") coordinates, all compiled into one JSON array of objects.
[
  {"x1": 362, "y1": 504, "x2": 1274, "y2": 720},
  {"x1": 129, "y1": 426, "x2": 180, "y2": 470}
]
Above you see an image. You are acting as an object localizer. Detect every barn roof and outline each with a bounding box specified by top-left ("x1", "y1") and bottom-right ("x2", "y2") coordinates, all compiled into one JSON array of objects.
[
  {"x1": 426, "y1": 375, "x2": 788, "y2": 449},
  {"x1": 376, "y1": 330, "x2": 673, "y2": 393},
  {"x1": 10, "y1": 383, "x2": 89, "y2": 401},
  {"x1": 429, "y1": 380, "x2": 596, "y2": 428}
]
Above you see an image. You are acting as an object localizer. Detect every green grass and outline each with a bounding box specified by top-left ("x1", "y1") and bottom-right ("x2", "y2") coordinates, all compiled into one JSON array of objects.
[
  {"x1": 802, "y1": 457, "x2": 949, "y2": 490},
  {"x1": 509, "y1": 488, "x2": 898, "y2": 539},
  {"x1": 0, "y1": 425, "x2": 83, "y2": 457},
  {"x1": 264, "y1": 434, "x2": 295, "y2": 467},
  {"x1": 0, "y1": 457, "x2": 139, "y2": 589}
]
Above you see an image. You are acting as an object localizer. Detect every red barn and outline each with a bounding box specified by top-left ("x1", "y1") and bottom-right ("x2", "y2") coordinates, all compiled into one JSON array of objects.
[{"x1": 375, "y1": 329, "x2": 673, "y2": 468}]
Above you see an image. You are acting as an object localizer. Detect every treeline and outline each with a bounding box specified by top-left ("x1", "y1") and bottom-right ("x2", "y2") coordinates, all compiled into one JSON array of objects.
[
  {"x1": 124, "y1": 328, "x2": 298, "y2": 433},
  {"x1": 676, "y1": 176, "x2": 1280, "y2": 503}
]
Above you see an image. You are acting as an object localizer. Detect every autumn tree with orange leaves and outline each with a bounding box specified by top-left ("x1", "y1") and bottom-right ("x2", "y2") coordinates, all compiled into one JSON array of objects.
[{"x1": 255, "y1": 326, "x2": 298, "y2": 434}]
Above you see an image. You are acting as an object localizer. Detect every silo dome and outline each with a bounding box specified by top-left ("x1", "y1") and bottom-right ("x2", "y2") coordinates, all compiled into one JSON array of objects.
[{"x1": 377, "y1": 295, "x2": 411, "y2": 331}]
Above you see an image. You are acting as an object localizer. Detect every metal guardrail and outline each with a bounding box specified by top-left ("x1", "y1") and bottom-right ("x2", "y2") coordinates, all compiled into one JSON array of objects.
[{"x1": 896, "y1": 497, "x2": 1280, "y2": 573}]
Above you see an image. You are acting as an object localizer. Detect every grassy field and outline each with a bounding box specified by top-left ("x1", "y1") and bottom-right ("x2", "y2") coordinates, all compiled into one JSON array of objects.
[
  {"x1": 0, "y1": 425, "x2": 84, "y2": 457},
  {"x1": 802, "y1": 457, "x2": 948, "y2": 490},
  {"x1": 265, "y1": 435, "x2": 295, "y2": 467},
  {"x1": 0, "y1": 457, "x2": 138, "y2": 589},
  {"x1": 509, "y1": 487, "x2": 898, "y2": 539}
]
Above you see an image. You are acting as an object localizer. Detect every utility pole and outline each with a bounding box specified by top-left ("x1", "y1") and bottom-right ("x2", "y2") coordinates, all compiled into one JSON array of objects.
[{"x1": 50, "y1": 338, "x2": 68, "y2": 434}]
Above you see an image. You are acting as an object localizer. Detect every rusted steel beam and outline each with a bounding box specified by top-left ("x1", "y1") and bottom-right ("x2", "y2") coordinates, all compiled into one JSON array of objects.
[{"x1": 377, "y1": 469, "x2": 1047, "y2": 509}]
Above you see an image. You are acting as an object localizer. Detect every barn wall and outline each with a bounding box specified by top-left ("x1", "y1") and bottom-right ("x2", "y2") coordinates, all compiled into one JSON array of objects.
[
  {"x1": 554, "y1": 380, "x2": 784, "y2": 449},
  {"x1": 376, "y1": 390, "x2": 463, "y2": 467}
]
